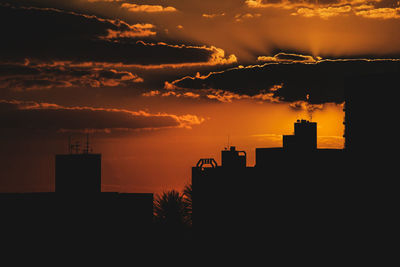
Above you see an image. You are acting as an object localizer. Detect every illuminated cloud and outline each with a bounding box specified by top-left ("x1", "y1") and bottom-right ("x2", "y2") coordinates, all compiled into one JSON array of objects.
[
  {"x1": 202, "y1": 13, "x2": 226, "y2": 19},
  {"x1": 204, "y1": 89, "x2": 280, "y2": 103},
  {"x1": 257, "y1": 53, "x2": 321, "y2": 63},
  {"x1": 0, "y1": 62, "x2": 143, "y2": 91},
  {"x1": 142, "y1": 90, "x2": 201, "y2": 99},
  {"x1": 246, "y1": 0, "x2": 400, "y2": 19},
  {"x1": 116, "y1": 42, "x2": 237, "y2": 69},
  {"x1": 167, "y1": 57, "x2": 400, "y2": 104},
  {"x1": 289, "y1": 101, "x2": 324, "y2": 113},
  {"x1": 101, "y1": 24, "x2": 157, "y2": 39},
  {"x1": 355, "y1": 7, "x2": 400, "y2": 19},
  {"x1": 293, "y1": 5, "x2": 352, "y2": 18},
  {"x1": 246, "y1": 0, "x2": 300, "y2": 9},
  {"x1": 0, "y1": 4, "x2": 235, "y2": 68},
  {"x1": 245, "y1": 0, "x2": 382, "y2": 9},
  {"x1": 121, "y1": 3, "x2": 177, "y2": 13},
  {"x1": 0, "y1": 100, "x2": 204, "y2": 132},
  {"x1": 160, "y1": 81, "x2": 282, "y2": 103},
  {"x1": 234, "y1": 13, "x2": 262, "y2": 22}
]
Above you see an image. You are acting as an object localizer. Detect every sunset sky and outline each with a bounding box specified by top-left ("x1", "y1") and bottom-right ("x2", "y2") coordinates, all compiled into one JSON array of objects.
[{"x1": 1, "y1": 0, "x2": 400, "y2": 193}]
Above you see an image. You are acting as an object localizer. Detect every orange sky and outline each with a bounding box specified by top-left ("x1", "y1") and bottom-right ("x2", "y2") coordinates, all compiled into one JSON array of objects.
[
  {"x1": 1, "y1": 99, "x2": 344, "y2": 194},
  {"x1": 98, "y1": 101, "x2": 344, "y2": 193}
]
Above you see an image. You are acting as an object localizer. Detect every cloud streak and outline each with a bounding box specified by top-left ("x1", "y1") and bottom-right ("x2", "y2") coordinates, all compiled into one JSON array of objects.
[
  {"x1": 246, "y1": 0, "x2": 400, "y2": 19},
  {"x1": 121, "y1": 3, "x2": 177, "y2": 13},
  {"x1": 0, "y1": 4, "x2": 235, "y2": 68},
  {"x1": 0, "y1": 62, "x2": 143, "y2": 91},
  {"x1": 0, "y1": 100, "x2": 204, "y2": 132},
  {"x1": 164, "y1": 55, "x2": 400, "y2": 104},
  {"x1": 257, "y1": 53, "x2": 321, "y2": 63}
]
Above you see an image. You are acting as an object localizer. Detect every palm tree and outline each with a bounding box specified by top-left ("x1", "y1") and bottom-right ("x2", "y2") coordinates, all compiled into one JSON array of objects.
[
  {"x1": 183, "y1": 184, "x2": 192, "y2": 226},
  {"x1": 153, "y1": 187, "x2": 194, "y2": 242},
  {"x1": 153, "y1": 190, "x2": 186, "y2": 227}
]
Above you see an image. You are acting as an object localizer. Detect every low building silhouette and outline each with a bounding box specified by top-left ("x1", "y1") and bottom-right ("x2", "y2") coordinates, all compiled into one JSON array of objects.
[
  {"x1": 55, "y1": 153, "x2": 102, "y2": 194},
  {"x1": 1, "y1": 138, "x2": 153, "y2": 244}
]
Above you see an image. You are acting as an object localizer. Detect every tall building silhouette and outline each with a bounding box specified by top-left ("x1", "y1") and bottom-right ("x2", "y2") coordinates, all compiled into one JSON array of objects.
[
  {"x1": 191, "y1": 71, "x2": 399, "y2": 249},
  {"x1": 283, "y1": 119, "x2": 317, "y2": 151},
  {"x1": 343, "y1": 73, "x2": 397, "y2": 155},
  {"x1": 256, "y1": 119, "x2": 343, "y2": 168},
  {"x1": 192, "y1": 119, "x2": 347, "y2": 246}
]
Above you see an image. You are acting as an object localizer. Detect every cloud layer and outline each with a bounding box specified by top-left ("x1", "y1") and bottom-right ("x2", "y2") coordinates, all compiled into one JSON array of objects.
[
  {"x1": 166, "y1": 57, "x2": 400, "y2": 104},
  {"x1": 246, "y1": 0, "x2": 400, "y2": 19},
  {"x1": 0, "y1": 4, "x2": 234, "y2": 67},
  {"x1": 0, "y1": 100, "x2": 204, "y2": 132},
  {"x1": 0, "y1": 62, "x2": 143, "y2": 91},
  {"x1": 121, "y1": 3, "x2": 177, "y2": 13}
]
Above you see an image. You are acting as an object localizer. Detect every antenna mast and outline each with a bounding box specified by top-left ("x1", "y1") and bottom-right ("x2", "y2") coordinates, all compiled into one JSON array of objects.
[
  {"x1": 84, "y1": 133, "x2": 90, "y2": 154},
  {"x1": 68, "y1": 135, "x2": 81, "y2": 154}
]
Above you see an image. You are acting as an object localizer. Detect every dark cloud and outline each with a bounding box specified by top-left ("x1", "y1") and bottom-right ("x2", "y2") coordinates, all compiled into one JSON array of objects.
[
  {"x1": 0, "y1": 62, "x2": 143, "y2": 91},
  {"x1": 0, "y1": 100, "x2": 203, "y2": 132},
  {"x1": 170, "y1": 59, "x2": 400, "y2": 104},
  {"x1": 0, "y1": 4, "x2": 221, "y2": 66}
]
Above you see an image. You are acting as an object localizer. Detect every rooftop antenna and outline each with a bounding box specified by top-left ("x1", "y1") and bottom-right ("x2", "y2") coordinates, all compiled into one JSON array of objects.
[
  {"x1": 83, "y1": 133, "x2": 90, "y2": 154},
  {"x1": 68, "y1": 135, "x2": 81, "y2": 154}
]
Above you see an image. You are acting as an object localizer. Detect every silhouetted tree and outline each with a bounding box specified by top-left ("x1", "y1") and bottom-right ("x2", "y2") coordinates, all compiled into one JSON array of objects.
[
  {"x1": 154, "y1": 190, "x2": 186, "y2": 227},
  {"x1": 183, "y1": 184, "x2": 192, "y2": 226},
  {"x1": 153, "y1": 188, "x2": 193, "y2": 243}
]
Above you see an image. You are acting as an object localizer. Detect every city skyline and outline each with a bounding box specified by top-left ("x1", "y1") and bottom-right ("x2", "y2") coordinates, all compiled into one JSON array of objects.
[{"x1": 2, "y1": 0, "x2": 400, "y2": 194}]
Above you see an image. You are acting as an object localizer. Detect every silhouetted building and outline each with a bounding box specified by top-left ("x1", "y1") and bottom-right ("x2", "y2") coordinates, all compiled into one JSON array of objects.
[
  {"x1": 191, "y1": 73, "x2": 399, "y2": 253},
  {"x1": 341, "y1": 74, "x2": 397, "y2": 188},
  {"x1": 283, "y1": 119, "x2": 317, "y2": 151},
  {"x1": 192, "y1": 120, "x2": 347, "y2": 246},
  {"x1": 256, "y1": 120, "x2": 342, "y2": 168},
  {"x1": 343, "y1": 73, "x2": 398, "y2": 155},
  {"x1": 1, "y1": 140, "x2": 154, "y2": 245},
  {"x1": 192, "y1": 152, "x2": 256, "y2": 241},
  {"x1": 221, "y1": 146, "x2": 246, "y2": 168},
  {"x1": 55, "y1": 153, "x2": 101, "y2": 194}
]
